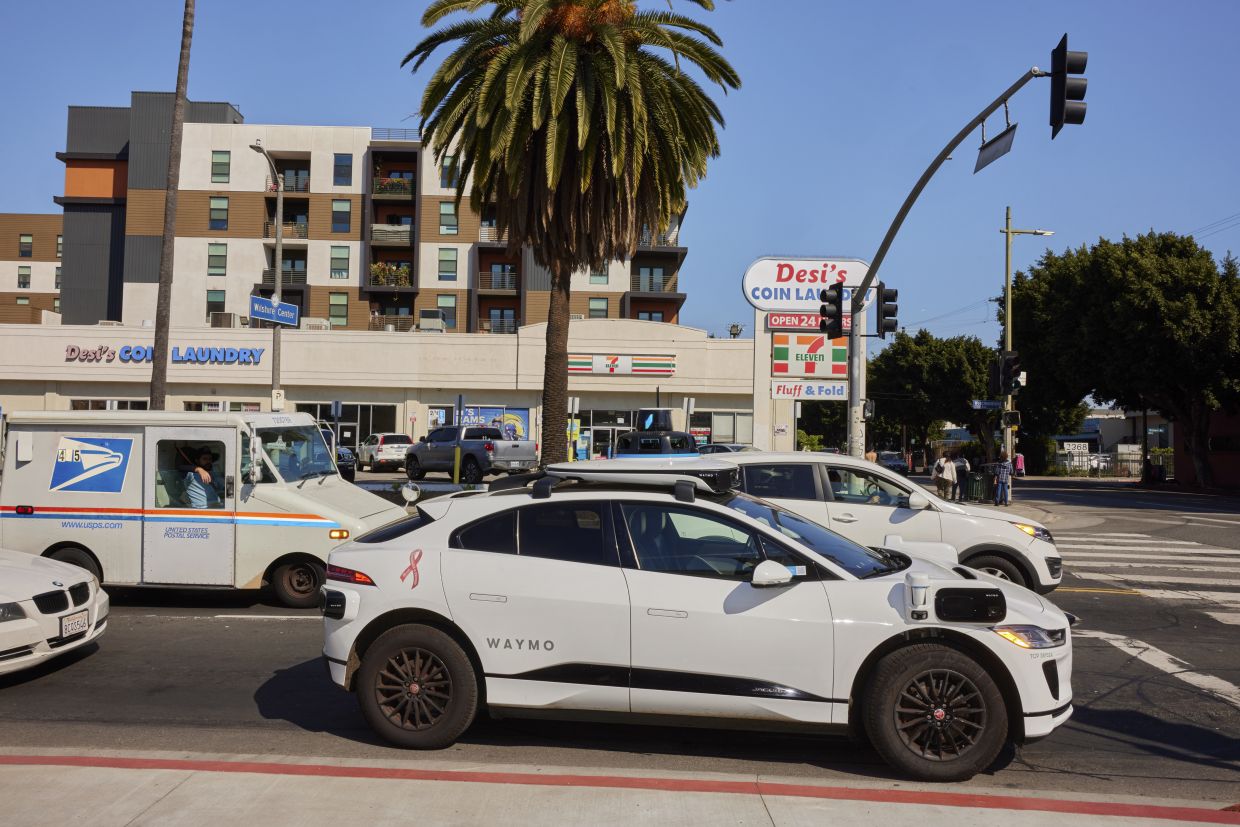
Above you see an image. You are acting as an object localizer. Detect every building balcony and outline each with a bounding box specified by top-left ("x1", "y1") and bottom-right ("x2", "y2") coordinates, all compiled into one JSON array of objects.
[
  {"x1": 481, "y1": 318, "x2": 519, "y2": 334},
  {"x1": 638, "y1": 226, "x2": 681, "y2": 247},
  {"x1": 260, "y1": 267, "x2": 308, "y2": 286},
  {"x1": 266, "y1": 175, "x2": 310, "y2": 194},
  {"x1": 369, "y1": 315, "x2": 418, "y2": 332},
  {"x1": 479, "y1": 225, "x2": 508, "y2": 243},
  {"x1": 478, "y1": 270, "x2": 520, "y2": 293},
  {"x1": 628, "y1": 273, "x2": 680, "y2": 293},
  {"x1": 372, "y1": 127, "x2": 421, "y2": 143},
  {"x1": 372, "y1": 177, "x2": 414, "y2": 198},
  {"x1": 371, "y1": 223, "x2": 413, "y2": 246},
  {"x1": 368, "y1": 262, "x2": 414, "y2": 288},
  {"x1": 263, "y1": 221, "x2": 309, "y2": 240}
]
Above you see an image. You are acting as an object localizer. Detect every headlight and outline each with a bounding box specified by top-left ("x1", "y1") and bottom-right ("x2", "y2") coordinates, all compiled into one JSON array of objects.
[
  {"x1": 1013, "y1": 522, "x2": 1054, "y2": 543},
  {"x1": 993, "y1": 625, "x2": 1065, "y2": 649},
  {"x1": 0, "y1": 602, "x2": 26, "y2": 623}
]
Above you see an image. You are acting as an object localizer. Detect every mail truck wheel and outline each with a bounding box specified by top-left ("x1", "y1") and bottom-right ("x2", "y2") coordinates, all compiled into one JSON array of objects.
[
  {"x1": 357, "y1": 625, "x2": 478, "y2": 749},
  {"x1": 864, "y1": 644, "x2": 1007, "y2": 782},
  {"x1": 270, "y1": 559, "x2": 324, "y2": 608},
  {"x1": 48, "y1": 546, "x2": 101, "y2": 582}
]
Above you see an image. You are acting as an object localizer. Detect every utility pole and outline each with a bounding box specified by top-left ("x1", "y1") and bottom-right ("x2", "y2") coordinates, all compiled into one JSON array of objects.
[
  {"x1": 1000, "y1": 206, "x2": 1053, "y2": 460},
  {"x1": 251, "y1": 142, "x2": 284, "y2": 408}
]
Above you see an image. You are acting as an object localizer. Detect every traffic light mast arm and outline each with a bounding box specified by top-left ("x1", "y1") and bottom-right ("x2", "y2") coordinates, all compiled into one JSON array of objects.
[{"x1": 848, "y1": 68, "x2": 1047, "y2": 313}]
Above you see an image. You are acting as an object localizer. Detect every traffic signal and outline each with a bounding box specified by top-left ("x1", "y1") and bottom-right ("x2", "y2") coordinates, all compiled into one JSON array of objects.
[
  {"x1": 877, "y1": 282, "x2": 899, "y2": 339},
  {"x1": 988, "y1": 356, "x2": 1003, "y2": 398},
  {"x1": 1002, "y1": 410, "x2": 1022, "y2": 428},
  {"x1": 819, "y1": 286, "x2": 844, "y2": 339},
  {"x1": 863, "y1": 399, "x2": 876, "y2": 420},
  {"x1": 1001, "y1": 351, "x2": 1022, "y2": 394},
  {"x1": 1050, "y1": 34, "x2": 1087, "y2": 139}
]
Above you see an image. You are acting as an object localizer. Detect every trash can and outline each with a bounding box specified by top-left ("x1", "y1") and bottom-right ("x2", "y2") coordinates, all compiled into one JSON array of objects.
[{"x1": 964, "y1": 471, "x2": 995, "y2": 502}]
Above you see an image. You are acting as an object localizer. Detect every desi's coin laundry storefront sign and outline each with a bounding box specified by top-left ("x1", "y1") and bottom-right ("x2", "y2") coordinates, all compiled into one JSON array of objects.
[{"x1": 64, "y1": 344, "x2": 266, "y2": 365}]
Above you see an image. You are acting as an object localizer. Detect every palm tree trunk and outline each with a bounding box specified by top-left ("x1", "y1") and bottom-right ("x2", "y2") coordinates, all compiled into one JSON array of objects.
[
  {"x1": 540, "y1": 261, "x2": 572, "y2": 464},
  {"x1": 149, "y1": 0, "x2": 195, "y2": 410}
]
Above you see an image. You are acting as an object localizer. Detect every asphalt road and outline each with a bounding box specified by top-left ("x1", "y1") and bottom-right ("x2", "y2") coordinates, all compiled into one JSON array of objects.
[{"x1": 1, "y1": 478, "x2": 1236, "y2": 805}]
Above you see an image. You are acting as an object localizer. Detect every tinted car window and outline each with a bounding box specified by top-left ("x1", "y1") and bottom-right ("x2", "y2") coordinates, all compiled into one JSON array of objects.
[
  {"x1": 451, "y1": 509, "x2": 517, "y2": 554},
  {"x1": 743, "y1": 464, "x2": 818, "y2": 501},
  {"x1": 428, "y1": 428, "x2": 455, "y2": 442},
  {"x1": 668, "y1": 434, "x2": 697, "y2": 453},
  {"x1": 518, "y1": 503, "x2": 613, "y2": 566},
  {"x1": 355, "y1": 509, "x2": 435, "y2": 543},
  {"x1": 622, "y1": 503, "x2": 763, "y2": 579},
  {"x1": 463, "y1": 427, "x2": 503, "y2": 440}
]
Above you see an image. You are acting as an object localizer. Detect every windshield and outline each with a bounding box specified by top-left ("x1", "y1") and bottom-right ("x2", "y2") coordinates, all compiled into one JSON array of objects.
[
  {"x1": 256, "y1": 425, "x2": 337, "y2": 481},
  {"x1": 721, "y1": 492, "x2": 903, "y2": 579}
]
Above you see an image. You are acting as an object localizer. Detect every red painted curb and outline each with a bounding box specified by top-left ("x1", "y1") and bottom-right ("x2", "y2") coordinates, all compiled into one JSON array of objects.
[{"x1": 0, "y1": 754, "x2": 1237, "y2": 824}]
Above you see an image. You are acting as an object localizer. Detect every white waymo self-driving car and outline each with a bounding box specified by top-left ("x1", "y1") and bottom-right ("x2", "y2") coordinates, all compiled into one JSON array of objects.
[{"x1": 320, "y1": 459, "x2": 1073, "y2": 782}]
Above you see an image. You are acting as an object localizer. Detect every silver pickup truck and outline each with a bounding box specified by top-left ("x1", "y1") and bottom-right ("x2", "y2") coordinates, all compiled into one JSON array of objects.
[{"x1": 405, "y1": 425, "x2": 538, "y2": 483}]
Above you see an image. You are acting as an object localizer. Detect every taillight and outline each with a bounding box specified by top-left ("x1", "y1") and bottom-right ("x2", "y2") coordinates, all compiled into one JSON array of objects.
[
  {"x1": 483, "y1": 441, "x2": 495, "y2": 452},
  {"x1": 327, "y1": 564, "x2": 375, "y2": 586},
  {"x1": 378, "y1": 436, "x2": 385, "y2": 446}
]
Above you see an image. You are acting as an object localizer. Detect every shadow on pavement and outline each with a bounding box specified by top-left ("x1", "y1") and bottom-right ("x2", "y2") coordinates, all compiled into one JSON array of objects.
[
  {"x1": 1065, "y1": 706, "x2": 1240, "y2": 768},
  {"x1": 104, "y1": 586, "x2": 286, "y2": 610},
  {"x1": 0, "y1": 642, "x2": 101, "y2": 690}
]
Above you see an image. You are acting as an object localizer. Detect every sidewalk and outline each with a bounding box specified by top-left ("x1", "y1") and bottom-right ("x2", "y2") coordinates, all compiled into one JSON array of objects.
[{"x1": 1, "y1": 750, "x2": 1237, "y2": 826}]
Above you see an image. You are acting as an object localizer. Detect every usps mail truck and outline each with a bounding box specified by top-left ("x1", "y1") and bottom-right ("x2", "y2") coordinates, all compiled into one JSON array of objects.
[{"x1": 0, "y1": 411, "x2": 405, "y2": 607}]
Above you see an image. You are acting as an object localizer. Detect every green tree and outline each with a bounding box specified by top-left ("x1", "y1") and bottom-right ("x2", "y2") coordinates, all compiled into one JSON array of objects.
[
  {"x1": 405, "y1": 0, "x2": 739, "y2": 461},
  {"x1": 869, "y1": 330, "x2": 947, "y2": 469},
  {"x1": 1013, "y1": 233, "x2": 1240, "y2": 485}
]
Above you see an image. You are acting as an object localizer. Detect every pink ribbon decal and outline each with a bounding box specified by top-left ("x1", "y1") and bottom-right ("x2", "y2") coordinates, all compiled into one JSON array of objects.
[{"x1": 400, "y1": 549, "x2": 423, "y2": 589}]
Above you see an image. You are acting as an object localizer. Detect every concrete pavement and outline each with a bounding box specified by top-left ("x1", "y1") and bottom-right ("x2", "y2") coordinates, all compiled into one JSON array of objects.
[{"x1": 2, "y1": 750, "x2": 1238, "y2": 826}]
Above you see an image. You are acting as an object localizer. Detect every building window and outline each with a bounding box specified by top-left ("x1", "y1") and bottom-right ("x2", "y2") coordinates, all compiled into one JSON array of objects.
[
  {"x1": 57, "y1": 235, "x2": 63, "y2": 258},
  {"x1": 438, "y1": 248, "x2": 457, "y2": 281},
  {"x1": 331, "y1": 199, "x2": 351, "y2": 233},
  {"x1": 333, "y1": 153, "x2": 352, "y2": 186},
  {"x1": 589, "y1": 269, "x2": 608, "y2": 284},
  {"x1": 439, "y1": 202, "x2": 458, "y2": 235},
  {"x1": 638, "y1": 310, "x2": 664, "y2": 322},
  {"x1": 16, "y1": 296, "x2": 29, "y2": 305},
  {"x1": 328, "y1": 292, "x2": 349, "y2": 328},
  {"x1": 71, "y1": 399, "x2": 148, "y2": 411},
  {"x1": 54, "y1": 297, "x2": 61, "y2": 313},
  {"x1": 637, "y1": 266, "x2": 665, "y2": 292},
  {"x1": 437, "y1": 294, "x2": 457, "y2": 329},
  {"x1": 330, "y1": 246, "x2": 350, "y2": 279},
  {"x1": 18, "y1": 234, "x2": 32, "y2": 257},
  {"x1": 55, "y1": 267, "x2": 62, "y2": 289},
  {"x1": 211, "y1": 150, "x2": 230, "y2": 183},
  {"x1": 184, "y1": 401, "x2": 226, "y2": 413},
  {"x1": 209, "y1": 197, "x2": 229, "y2": 230},
  {"x1": 589, "y1": 297, "x2": 608, "y2": 318},
  {"x1": 440, "y1": 154, "x2": 458, "y2": 189},
  {"x1": 207, "y1": 243, "x2": 227, "y2": 277},
  {"x1": 206, "y1": 289, "x2": 226, "y2": 319},
  {"x1": 17, "y1": 266, "x2": 30, "y2": 289}
]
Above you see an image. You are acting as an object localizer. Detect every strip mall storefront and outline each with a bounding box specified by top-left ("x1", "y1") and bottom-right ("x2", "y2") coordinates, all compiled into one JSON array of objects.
[{"x1": 0, "y1": 319, "x2": 770, "y2": 454}]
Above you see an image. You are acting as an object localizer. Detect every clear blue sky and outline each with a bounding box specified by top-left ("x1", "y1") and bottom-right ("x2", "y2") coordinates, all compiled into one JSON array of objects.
[{"x1": 2, "y1": 0, "x2": 1238, "y2": 342}]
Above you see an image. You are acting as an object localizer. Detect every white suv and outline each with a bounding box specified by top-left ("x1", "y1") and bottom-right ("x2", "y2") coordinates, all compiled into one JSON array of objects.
[
  {"x1": 358, "y1": 433, "x2": 413, "y2": 471},
  {"x1": 717, "y1": 453, "x2": 1062, "y2": 592},
  {"x1": 320, "y1": 460, "x2": 1073, "y2": 782}
]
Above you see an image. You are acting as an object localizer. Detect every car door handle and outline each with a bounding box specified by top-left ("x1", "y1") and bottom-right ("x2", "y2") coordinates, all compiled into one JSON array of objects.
[
  {"x1": 647, "y1": 608, "x2": 687, "y2": 618},
  {"x1": 469, "y1": 593, "x2": 507, "y2": 603},
  {"x1": 834, "y1": 513, "x2": 858, "y2": 523}
]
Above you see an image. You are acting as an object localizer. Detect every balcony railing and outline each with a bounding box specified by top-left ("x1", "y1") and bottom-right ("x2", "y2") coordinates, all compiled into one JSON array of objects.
[
  {"x1": 266, "y1": 175, "x2": 310, "y2": 193},
  {"x1": 369, "y1": 315, "x2": 417, "y2": 331},
  {"x1": 263, "y1": 221, "x2": 308, "y2": 239},
  {"x1": 479, "y1": 225, "x2": 508, "y2": 243},
  {"x1": 371, "y1": 224, "x2": 413, "y2": 244},
  {"x1": 261, "y1": 268, "x2": 308, "y2": 286},
  {"x1": 368, "y1": 262, "x2": 413, "y2": 287},
  {"x1": 628, "y1": 272, "x2": 680, "y2": 293},
  {"x1": 638, "y1": 226, "x2": 680, "y2": 246},
  {"x1": 373, "y1": 177, "x2": 414, "y2": 196},
  {"x1": 478, "y1": 270, "x2": 520, "y2": 291},
  {"x1": 482, "y1": 318, "x2": 519, "y2": 334},
  {"x1": 372, "y1": 127, "x2": 421, "y2": 142}
]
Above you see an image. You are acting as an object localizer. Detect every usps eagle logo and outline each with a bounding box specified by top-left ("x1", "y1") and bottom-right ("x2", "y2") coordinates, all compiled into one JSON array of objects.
[{"x1": 49, "y1": 437, "x2": 133, "y2": 493}]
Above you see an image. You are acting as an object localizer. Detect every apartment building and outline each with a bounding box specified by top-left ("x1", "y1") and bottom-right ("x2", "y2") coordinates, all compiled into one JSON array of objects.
[
  {"x1": 21, "y1": 91, "x2": 688, "y2": 332},
  {"x1": 0, "y1": 214, "x2": 63, "y2": 323}
]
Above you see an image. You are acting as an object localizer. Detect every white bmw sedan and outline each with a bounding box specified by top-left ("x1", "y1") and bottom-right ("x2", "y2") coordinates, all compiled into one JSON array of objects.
[
  {"x1": 0, "y1": 548, "x2": 109, "y2": 677},
  {"x1": 320, "y1": 462, "x2": 1073, "y2": 782}
]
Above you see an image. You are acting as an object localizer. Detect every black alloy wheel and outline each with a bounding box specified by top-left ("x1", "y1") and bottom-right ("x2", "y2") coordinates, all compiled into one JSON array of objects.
[
  {"x1": 376, "y1": 648, "x2": 452, "y2": 731},
  {"x1": 894, "y1": 669, "x2": 986, "y2": 761}
]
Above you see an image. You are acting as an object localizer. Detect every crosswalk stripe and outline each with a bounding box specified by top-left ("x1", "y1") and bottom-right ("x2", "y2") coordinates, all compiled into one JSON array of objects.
[
  {"x1": 1071, "y1": 571, "x2": 1240, "y2": 588},
  {"x1": 1056, "y1": 537, "x2": 1202, "y2": 545},
  {"x1": 1071, "y1": 532, "x2": 1157, "y2": 538},
  {"x1": 1060, "y1": 553, "x2": 1240, "y2": 563},
  {"x1": 1205, "y1": 612, "x2": 1240, "y2": 625},
  {"x1": 1137, "y1": 589, "x2": 1240, "y2": 606},
  {"x1": 1174, "y1": 514, "x2": 1240, "y2": 525},
  {"x1": 1064, "y1": 561, "x2": 1240, "y2": 573},
  {"x1": 1074, "y1": 629, "x2": 1240, "y2": 710},
  {"x1": 1058, "y1": 546, "x2": 1240, "y2": 556}
]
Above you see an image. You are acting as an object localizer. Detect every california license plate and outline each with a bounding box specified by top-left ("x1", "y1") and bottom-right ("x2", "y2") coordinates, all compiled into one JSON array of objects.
[{"x1": 60, "y1": 609, "x2": 89, "y2": 637}]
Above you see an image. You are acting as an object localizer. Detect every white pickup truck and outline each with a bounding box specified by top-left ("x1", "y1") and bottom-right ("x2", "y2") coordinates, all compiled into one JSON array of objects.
[{"x1": 405, "y1": 425, "x2": 538, "y2": 483}]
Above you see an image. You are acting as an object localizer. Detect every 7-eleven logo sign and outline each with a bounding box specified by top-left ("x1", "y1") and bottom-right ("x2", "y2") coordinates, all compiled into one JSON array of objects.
[{"x1": 772, "y1": 334, "x2": 847, "y2": 376}]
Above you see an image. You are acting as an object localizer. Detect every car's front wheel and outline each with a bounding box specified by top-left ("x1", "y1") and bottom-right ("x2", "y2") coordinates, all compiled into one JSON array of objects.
[
  {"x1": 864, "y1": 643, "x2": 1007, "y2": 782},
  {"x1": 967, "y1": 554, "x2": 1027, "y2": 588},
  {"x1": 406, "y1": 456, "x2": 425, "y2": 480},
  {"x1": 357, "y1": 625, "x2": 478, "y2": 749}
]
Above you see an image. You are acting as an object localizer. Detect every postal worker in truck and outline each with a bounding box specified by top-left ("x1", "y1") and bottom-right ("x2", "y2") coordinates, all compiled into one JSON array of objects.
[{"x1": 185, "y1": 446, "x2": 224, "y2": 509}]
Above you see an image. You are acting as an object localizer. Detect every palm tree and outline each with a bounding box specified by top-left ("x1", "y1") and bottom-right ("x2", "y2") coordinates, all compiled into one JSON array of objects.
[
  {"x1": 404, "y1": 0, "x2": 739, "y2": 462},
  {"x1": 150, "y1": 0, "x2": 195, "y2": 410}
]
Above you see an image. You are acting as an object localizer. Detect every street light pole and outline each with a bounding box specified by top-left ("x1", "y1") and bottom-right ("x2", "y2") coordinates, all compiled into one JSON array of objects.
[
  {"x1": 251, "y1": 142, "x2": 283, "y2": 409},
  {"x1": 1000, "y1": 206, "x2": 1053, "y2": 461}
]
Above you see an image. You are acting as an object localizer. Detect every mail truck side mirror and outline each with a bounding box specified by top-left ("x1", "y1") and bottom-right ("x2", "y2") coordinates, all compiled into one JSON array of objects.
[{"x1": 249, "y1": 437, "x2": 264, "y2": 484}]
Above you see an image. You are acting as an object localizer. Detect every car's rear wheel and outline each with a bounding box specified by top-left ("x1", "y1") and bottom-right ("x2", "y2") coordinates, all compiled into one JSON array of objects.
[
  {"x1": 460, "y1": 457, "x2": 483, "y2": 485},
  {"x1": 406, "y1": 457, "x2": 425, "y2": 480},
  {"x1": 357, "y1": 625, "x2": 478, "y2": 749},
  {"x1": 864, "y1": 644, "x2": 1007, "y2": 782},
  {"x1": 967, "y1": 554, "x2": 1027, "y2": 588},
  {"x1": 270, "y1": 559, "x2": 324, "y2": 608}
]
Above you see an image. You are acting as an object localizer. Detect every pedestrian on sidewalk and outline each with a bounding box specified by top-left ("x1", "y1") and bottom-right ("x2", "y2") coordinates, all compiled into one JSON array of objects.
[
  {"x1": 952, "y1": 451, "x2": 971, "y2": 502},
  {"x1": 932, "y1": 450, "x2": 956, "y2": 500},
  {"x1": 994, "y1": 451, "x2": 1013, "y2": 506}
]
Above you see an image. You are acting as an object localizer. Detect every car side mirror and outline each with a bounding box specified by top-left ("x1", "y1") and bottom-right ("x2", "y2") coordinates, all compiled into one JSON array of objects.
[
  {"x1": 751, "y1": 559, "x2": 793, "y2": 588},
  {"x1": 906, "y1": 492, "x2": 930, "y2": 510}
]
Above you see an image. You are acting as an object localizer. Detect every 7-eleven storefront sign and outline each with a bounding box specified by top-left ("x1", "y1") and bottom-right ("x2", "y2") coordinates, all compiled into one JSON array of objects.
[
  {"x1": 771, "y1": 333, "x2": 846, "y2": 377},
  {"x1": 568, "y1": 354, "x2": 676, "y2": 376}
]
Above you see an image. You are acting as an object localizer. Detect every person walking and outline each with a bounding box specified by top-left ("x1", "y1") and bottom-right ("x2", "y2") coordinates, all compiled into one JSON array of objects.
[
  {"x1": 952, "y1": 451, "x2": 971, "y2": 502},
  {"x1": 994, "y1": 451, "x2": 1013, "y2": 506},
  {"x1": 931, "y1": 450, "x2": 956, "y2": 500}
]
